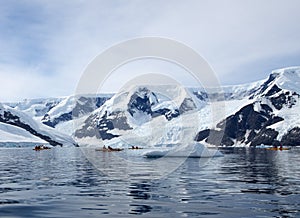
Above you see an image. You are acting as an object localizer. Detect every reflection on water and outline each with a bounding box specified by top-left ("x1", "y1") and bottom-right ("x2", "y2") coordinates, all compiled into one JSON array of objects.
[{"x1": 0, "y1": 146, "x2": 299, "y2": 217}]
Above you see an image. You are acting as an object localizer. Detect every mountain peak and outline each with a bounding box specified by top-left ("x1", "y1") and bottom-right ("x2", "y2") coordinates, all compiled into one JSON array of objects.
[
  {"x1": 270, "y1": 66, "x2": 300, "y2": 94},
  {"x1": 252, "y1": 66, "x2": 300, "y2": 98},
  {"x1": 271, "y1": 66, "x2": 300, "y2": 78}
]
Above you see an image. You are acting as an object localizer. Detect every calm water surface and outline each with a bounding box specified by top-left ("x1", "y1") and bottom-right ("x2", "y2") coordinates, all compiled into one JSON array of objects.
[{"x1": 0, "y1": 146, "x2": 299, "y2": 218}]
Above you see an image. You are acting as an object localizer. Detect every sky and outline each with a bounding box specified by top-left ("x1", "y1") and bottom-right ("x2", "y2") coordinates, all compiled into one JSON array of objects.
[{"x1": 0, "y1": 0, "x2": 300, "y2": 101}]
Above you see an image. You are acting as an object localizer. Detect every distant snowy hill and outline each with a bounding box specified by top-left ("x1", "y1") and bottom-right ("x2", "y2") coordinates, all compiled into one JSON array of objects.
[
  {"x1": 6, "y1": 94, "x2": 112, "y2": 135},
  {"x1": 41, "y1": 94, "x2": 111, "y2": 128},
  {"x1": 0, "y1": 103, "x2": 77, "y2": 146},
  {"x1": 9, "y1": 95, "x2": 111, "y2": 125},
  {"x1": 196, "y1": 67, "x2": 300, "y2": 147},
  {"x1": 9, "y1": 97, "x2": 63, "y2": 118}
]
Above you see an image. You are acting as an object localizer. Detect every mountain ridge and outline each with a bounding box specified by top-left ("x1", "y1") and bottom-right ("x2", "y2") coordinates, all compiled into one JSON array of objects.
[
  {"x1": 195, "y1": 66, "x2": 300, "y2": 147},
  {"x1": 1, "y1": 66, "x2": 300, "y2": 147}
]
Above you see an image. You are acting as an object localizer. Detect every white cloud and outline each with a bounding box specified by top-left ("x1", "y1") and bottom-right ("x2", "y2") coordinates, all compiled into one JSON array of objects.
[
  {"x1": 0, "y1": 0, "x2": 299, "y2": 101},
  {"x1": 138, "y1": 0, "x2": 300, "y2": 80}
]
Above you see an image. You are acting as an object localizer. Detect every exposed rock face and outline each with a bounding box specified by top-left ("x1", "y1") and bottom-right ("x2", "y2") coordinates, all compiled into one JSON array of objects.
[
  {"x1": 42, "y1": 112, "x2": 72, "y2": 128},
  {"x1": 195, "y1": 103, "x2": 285, "y2": 147},
  {"x1": 75, "y1": 111, "x2": 133, "y2": 140},
  {"x1": 127, "y1": 87, "x2": 194, "y2": 121},
  {"x1": 127, "y1": 88, "x2": 155, "y2": 117},
  {"x1": 281, "y1": 127, "x2": 300, "y2": 146},
  {"x1": 75, "y1": 86, "x2": 199, "y2": 141},
  {"x1": 42, "y1": 95, "x2": 110, "y2": 128},
  {"x1": 195, "y1": 68, "x2": 300, "y2": 147}
]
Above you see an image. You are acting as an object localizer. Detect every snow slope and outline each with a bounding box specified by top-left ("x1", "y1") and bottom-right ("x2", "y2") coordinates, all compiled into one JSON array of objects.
[
  {"x1": 0, "y1": 103, "x2": 76, "y2": 146},
  {"x1": 12, "y1": 97, "x2": 63, "y2": 118},
  {"x1": 270, "y1": 66, "x2": 300, "y2": 94},
  {"x1": 0, "y1": 123, "x2": 45, "y2": 143}
]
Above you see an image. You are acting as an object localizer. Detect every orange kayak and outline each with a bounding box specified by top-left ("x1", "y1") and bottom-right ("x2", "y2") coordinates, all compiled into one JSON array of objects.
[
  {"x1": 33, "y1": 145, "x2": 51, "y2": 150},
  {"x1": 266, "y1": 147, "x2": 290, "y2": 151}
]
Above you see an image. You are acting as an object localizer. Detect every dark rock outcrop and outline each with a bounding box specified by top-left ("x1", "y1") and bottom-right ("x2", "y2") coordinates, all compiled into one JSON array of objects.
[
  {"x1": 280, "y1": 127, "x2": 300, "y2": 146},
  {"x1": 195, "y1": 92, "x2": 298, "y2": 147},
  {"x1": 42, "y1": 96, "x2": 110, "y2": 128}
]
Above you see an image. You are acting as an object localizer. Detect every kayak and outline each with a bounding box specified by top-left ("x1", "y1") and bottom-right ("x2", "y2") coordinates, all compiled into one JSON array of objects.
[
  {"x1": 33, "y1": 145, "x2": 51, "y2": 151},
  {"x1": 95, "y1": 148, "x2": 124, "y2": 152},
  {"x1": 33, "y1": 147, "x2": 51, "y2": 151},
  {"x1": 129, "y1": 147, "x2": 143, "y2": 150},
  {"x1": 266, "y1": 147, "x2": 290, "y2": 151}
]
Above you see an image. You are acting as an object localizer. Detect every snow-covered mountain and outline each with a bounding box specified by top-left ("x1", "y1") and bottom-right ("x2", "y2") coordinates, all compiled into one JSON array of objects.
[
  {"x1": 189, "y1": 79, "x2": 264, "y2": 101},
  {"x1": 0, "y1": 103, "x2": 76, "y2": 146},
  {"x1": 74, "y1": 85, "x2": 202, "y2": 146},
  {"x1": 195, "y1": 67, "x2": 300, "y2": 147},
  {"x1": 8, "y1": 97, "x2": 63, "y2": 118},
  {"x1": 9, "y1": 95, "x2": 111, "y2": 126},
  {"x1": 6, "y1": 94, "x2": 112, "y2": 135},
  {"x1": 75, "y1": 66, "x2": 300, "y2": 148},
  {"x1": 0, "y1": 94, "x2": 112, "y2": 146},
  {"x1": 2, "y1": 66, "x2": 300, "y2": 148},
  {"x1": 41, "y1": 94, "x2": 111, "y2": 128}
]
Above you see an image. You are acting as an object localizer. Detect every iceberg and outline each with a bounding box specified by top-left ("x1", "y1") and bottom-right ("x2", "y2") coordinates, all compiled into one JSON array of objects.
[{"x1": 143, "y1": 142, "x2": 223, "y2": 158}]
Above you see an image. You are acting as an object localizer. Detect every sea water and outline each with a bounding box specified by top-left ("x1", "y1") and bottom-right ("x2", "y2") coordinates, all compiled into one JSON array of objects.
[{"x1": 0, "y1": 145, "x2": 299, "y2": 217}]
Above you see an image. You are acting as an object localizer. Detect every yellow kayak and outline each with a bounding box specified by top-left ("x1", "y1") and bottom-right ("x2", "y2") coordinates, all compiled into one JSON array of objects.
[{"x1": 266, "y1": 147, "x2": 290, "y2": 151}]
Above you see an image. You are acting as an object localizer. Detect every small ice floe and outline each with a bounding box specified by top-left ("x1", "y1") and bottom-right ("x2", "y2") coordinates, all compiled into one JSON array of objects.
[{"x1": 143, "y1": 142, "x2": 223, "y2": 158}]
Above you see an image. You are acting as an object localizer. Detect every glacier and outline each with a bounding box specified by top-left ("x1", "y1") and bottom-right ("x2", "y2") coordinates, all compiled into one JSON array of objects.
[{"x1": 1, "y1": 66, "x2": 300, "y2": 149}]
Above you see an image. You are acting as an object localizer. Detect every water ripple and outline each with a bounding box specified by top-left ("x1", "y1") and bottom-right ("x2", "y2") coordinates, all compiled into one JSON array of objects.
[{"x1": 0, "y1": 146, "x2": 300, "y2": 217}]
